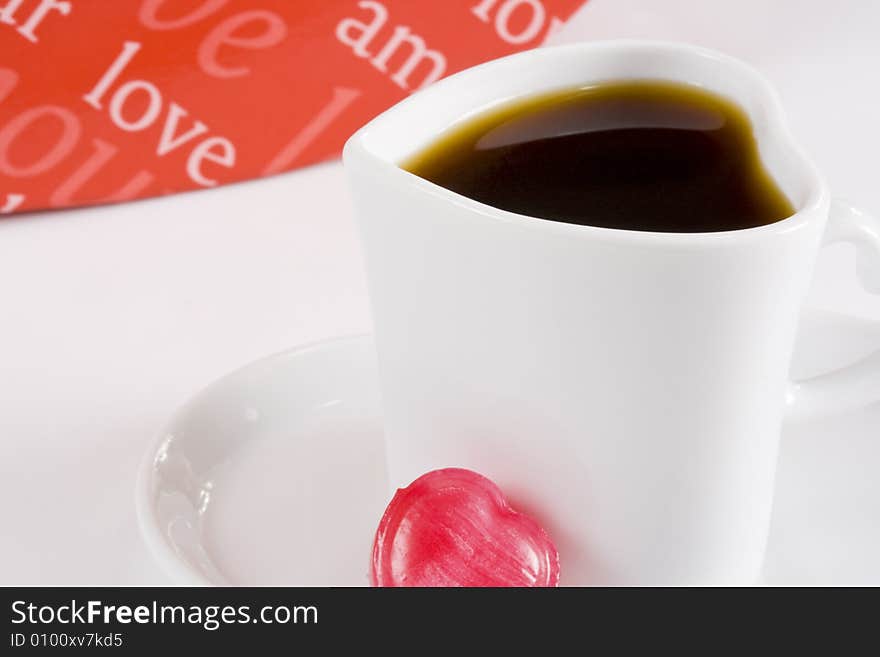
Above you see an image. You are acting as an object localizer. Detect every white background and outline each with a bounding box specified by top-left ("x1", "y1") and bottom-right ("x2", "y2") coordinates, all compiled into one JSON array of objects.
[{"x1": 0, "y1": 0, "x2": 878, "y2": 584}]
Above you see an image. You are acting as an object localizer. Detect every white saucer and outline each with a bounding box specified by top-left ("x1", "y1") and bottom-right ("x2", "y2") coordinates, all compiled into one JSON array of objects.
[
  {"x1": 136, "y1": 335, "x2": 387, "y2": 586},
  {"x1": 137, "y1": 313, "x2": 880, "y2": 586}
]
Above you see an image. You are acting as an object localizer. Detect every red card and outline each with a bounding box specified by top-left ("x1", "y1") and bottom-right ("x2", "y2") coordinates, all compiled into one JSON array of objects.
[{"x1": 0, "y1": 0, "x2": 588, "y2": 215}]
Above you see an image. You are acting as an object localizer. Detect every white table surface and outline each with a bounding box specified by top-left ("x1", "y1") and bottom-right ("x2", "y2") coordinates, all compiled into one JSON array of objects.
[{"x1": 1, "y1": 0, "x2": 878, "y2": 585}]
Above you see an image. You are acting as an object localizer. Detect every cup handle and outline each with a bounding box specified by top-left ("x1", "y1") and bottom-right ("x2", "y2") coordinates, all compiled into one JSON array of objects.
[{"x1": 786, "y1": 199, "x2": 880, "y2": 421}]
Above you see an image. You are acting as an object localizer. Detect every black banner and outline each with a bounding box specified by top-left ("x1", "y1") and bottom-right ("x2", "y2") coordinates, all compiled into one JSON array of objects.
[
  {"x1": 0, "y1": 587, "x2": 866, "y2": 651},
  {"x1": 0, "y1": 587, "x2": 587, "y2": 651}
]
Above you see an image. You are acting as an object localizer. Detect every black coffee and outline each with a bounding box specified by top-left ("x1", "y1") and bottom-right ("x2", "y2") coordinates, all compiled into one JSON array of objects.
[{"x1": 401, "y1": 81, "x2": 794, "y2": 232}]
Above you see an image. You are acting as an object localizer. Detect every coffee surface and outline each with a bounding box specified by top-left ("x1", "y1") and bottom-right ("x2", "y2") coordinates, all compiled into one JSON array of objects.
[{"x1": 401, "y1": 81, "x2": 794, "y2": 233}]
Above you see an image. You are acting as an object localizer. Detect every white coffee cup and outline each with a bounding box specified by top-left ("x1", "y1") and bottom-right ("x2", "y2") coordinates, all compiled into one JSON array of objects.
[{"x1": 343, "y1": 41, "x2": 880, "y2": 585}]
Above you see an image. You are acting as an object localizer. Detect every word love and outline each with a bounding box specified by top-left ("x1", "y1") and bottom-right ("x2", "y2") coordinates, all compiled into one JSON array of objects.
[{"x1": 83, "y1": 41, "x2": 235, "y2": 188}]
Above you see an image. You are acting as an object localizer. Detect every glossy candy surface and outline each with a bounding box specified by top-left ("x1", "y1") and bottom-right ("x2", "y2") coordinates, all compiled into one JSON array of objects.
[{"x1": 371, "y1": 468, "x2": 560, "y2": 587}]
